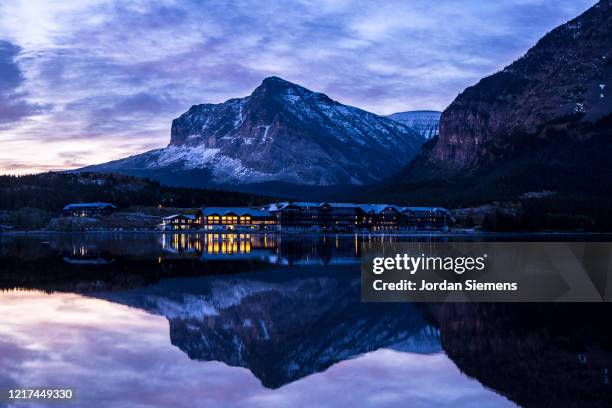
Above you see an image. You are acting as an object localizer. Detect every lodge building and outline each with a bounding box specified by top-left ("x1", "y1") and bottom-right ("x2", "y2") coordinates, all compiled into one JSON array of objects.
[
  {"x1": 266, "y1": 202, "x2": 453, "y2": 231},
  {"x1": 159, "y1": 202, "x2": 453, "y2": 232}
]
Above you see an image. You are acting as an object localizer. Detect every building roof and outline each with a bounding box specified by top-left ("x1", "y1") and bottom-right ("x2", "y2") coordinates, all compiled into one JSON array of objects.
[
  {"x1": 358, "y1": 204, "x2": 404, "y2": 214},
  {"x1": 268, "y1": 202, "x2": 405, "y2": 214},
  {"x1": 266, "y1": 202, "x2": 452, "y2": 216},
  {"x1": 407, "y1": 207, "x2": 452, "y2": 216},
  {"x1": 321, "y1": 202, "x2": 357, "y2": 208},
  {"x1": 266, "y1": 202, "x2": 321, "y2": 211},
  {"x1": 162, "y1": 214, "x2": 196, "y2": 220},
  {"x1": 63, "y1": 202, "x2": 117, "y2": 211},
  {"x1": 201, "y1": 207, "x2": 272, "y2": 217}
]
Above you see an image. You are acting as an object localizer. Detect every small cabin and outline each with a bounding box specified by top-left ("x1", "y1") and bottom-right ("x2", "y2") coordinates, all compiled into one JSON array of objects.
[{"x1": 62, "y1": 202, "x2": 117, "y2": 217}]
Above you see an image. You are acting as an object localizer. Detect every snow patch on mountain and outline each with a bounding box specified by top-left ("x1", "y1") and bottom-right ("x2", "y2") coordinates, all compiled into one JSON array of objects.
[
  {"x1": 387, "y1": 110, "x2": 441, "y2": 139},
  {"x1": 152, "y1": 145, "x2": 220, "y2": 169}
]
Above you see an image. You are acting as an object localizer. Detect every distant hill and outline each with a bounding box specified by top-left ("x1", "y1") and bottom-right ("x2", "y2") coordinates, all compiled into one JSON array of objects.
[
  {"x1": 0, "y1": 172, "x2": 271, "y2": 212},
  {"x1": 79, "y1": 76, "x2": 424, "y2": 196},
  {"x1": 387, "y1": 110, "x2": 441, "y2": 139}
]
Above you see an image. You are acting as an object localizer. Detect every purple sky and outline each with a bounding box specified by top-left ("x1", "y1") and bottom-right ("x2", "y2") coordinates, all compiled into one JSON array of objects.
[{"x1": 0, "y1": 0, "x2": 596, "y2": 174}]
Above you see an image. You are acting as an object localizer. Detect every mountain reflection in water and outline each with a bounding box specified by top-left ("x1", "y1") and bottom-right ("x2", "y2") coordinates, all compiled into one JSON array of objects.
[
  {"x1": 0, "y1": 290, "x2": 517, "y2": 408},
  {"x1": 0, "y1": 233, "x2": 611, "y2": 407}
]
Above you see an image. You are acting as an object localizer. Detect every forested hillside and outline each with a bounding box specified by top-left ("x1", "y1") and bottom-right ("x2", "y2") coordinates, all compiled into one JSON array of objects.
[{"x1": 0, "y1": 172, "x2": 271, "y2": 212}]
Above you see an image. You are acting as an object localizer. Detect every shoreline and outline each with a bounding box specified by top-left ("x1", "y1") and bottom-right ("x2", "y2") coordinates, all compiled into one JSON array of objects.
[{"x1": 2, "y1": 229, "x2": 612, "y2": 237}]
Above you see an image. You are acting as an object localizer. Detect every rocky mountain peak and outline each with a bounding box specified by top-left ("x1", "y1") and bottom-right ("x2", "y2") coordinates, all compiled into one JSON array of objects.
[
  {"x1": 257, "y1": 75, "x2": 302, "y2": 92},
  {"x1": 250, "y1": 76, "x2": 335, "y2": 109},
  {"x1": 82, "y1": 77, "x2": 424, "y2": 191}
]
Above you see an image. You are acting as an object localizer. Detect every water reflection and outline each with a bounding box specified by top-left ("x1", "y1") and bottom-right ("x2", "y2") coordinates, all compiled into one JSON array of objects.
[
  {"x1": 0, "y1": 290, "x2": 515, "y2": 408},
  {"x1": 1, "y1": 232, "x2": 397, "y2": 266},
  {"x1": 3, "y1": 232, "x2": 607, "y2": 268},
  {"x1": 96, "y1": 269, "x2": 439, "y2": 389},
  {"x1": 160, "y1": 232, "x2": 371, "y2": 265},
  {"x1": 0, "y1": 233, "x2": 450, "y2": 293},
  {"x1": 1, "y1": 233, "x2": 612, "y2": 407},
  {"x1": 62, "y1": 245, "x2": 116, "y2": 265}
]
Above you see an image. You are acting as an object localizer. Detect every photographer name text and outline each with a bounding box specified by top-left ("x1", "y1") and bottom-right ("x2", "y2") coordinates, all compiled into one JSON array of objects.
[{"x1": 371, "y1": 254, "x2": 518, "y2": 292}]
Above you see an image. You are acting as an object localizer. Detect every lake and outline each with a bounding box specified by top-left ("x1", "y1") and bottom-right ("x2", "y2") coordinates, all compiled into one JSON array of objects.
[{"x1": 0, "y1": 232, "x2": 610, "y2": 407}]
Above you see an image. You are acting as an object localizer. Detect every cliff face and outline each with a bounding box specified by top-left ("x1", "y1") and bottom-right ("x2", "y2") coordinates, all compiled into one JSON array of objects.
[
  {"x1": 425, "y1": 0, "x2": 612, "y2": 172},
  {"x1": 367, "y1": 1, "x2": 612, "y2": 212}
]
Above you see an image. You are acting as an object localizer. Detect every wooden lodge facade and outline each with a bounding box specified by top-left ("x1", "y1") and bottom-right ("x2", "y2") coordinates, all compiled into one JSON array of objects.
[
  {"x1": 196, "y1": 207, "x2": 277, "y2": 231},
  {"x1": 266, "y1": 202, "x2": 453, "y2": 231}
]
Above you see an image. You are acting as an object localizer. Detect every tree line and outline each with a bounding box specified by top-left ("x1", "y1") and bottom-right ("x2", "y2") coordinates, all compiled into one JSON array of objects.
[{"x1": 0, "y1": 172, "x2": 273, "y2": 213}]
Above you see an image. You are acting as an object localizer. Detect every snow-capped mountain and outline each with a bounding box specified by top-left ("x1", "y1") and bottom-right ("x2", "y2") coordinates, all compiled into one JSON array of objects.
[
  {"x1": 387, "y1": 110, "x2": 441, "y2": 139},
  {"x1": 81, "y1": 77, "x2": 424, "y2": 190}
]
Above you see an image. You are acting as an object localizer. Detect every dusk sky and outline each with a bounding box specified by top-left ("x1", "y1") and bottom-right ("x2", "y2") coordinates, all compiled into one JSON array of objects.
[{"x1": 0, "y1": 0, "x2": 595, "y2": 175}]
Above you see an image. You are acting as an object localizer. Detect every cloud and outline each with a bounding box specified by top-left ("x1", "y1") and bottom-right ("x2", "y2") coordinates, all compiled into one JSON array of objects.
[
  {"x1": 62, "y1": 92, "x2": 183, "y2": 137},
  {"x1": 0, "y1": 0, "x2": 597, "y2": 173},
  {"x1": 0, "y1": 40, "x2": 47, "y2": 126},
  {"x1": 0, "y1": 41, "x2": 22, "y2": 92}
]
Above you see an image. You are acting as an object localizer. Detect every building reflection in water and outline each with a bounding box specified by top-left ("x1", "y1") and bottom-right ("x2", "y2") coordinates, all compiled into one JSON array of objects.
[
  {"x1": 159, "y1": 232, "x2": 417, "y2": 265},
  {"x1": 62, "y1": 243, "x2": 116, "y2": 265},
  {"x1": 163, "y1": 233, "x2": 273, "y2": 255},
  {"x1": 34, "y1": 231, "x2": 453, "y2": 267}
]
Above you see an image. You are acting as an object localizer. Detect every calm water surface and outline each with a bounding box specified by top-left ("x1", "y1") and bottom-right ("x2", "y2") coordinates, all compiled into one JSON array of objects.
[{"x1": 0, "y1": 233, "x2": 610, "y2": 407}]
